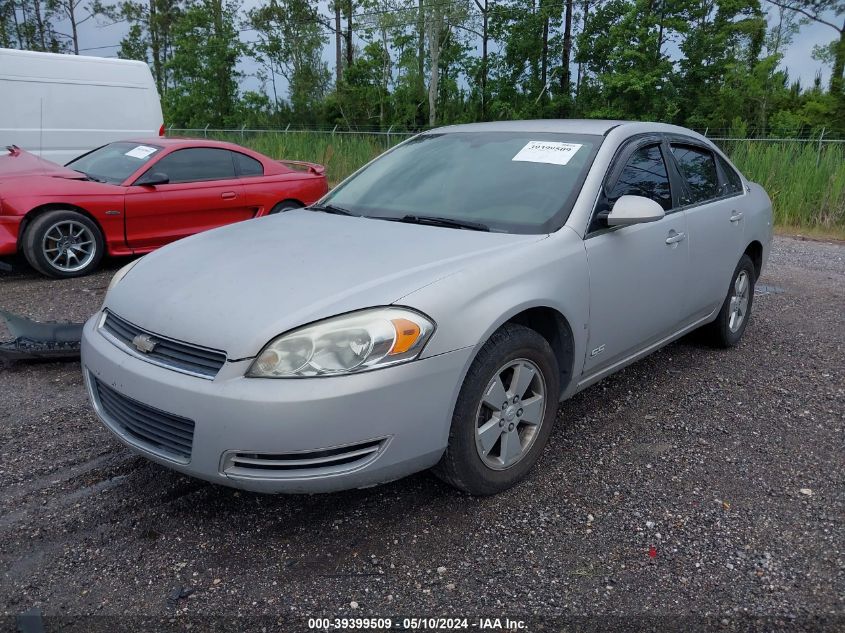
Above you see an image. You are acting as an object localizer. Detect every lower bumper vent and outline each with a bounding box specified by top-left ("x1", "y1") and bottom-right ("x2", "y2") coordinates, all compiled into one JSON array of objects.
[
  {"x1": 92, "y1": 376, "x2": 195, "y2": 462},
  {"x1": 222, "y1": 439, "x2": 384, "y2": 478}
]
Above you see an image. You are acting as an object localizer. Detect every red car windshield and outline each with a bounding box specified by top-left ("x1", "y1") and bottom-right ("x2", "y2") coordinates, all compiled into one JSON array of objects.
[{"x1": 66, "y1": 142, "x2": 163, "y2": 184}]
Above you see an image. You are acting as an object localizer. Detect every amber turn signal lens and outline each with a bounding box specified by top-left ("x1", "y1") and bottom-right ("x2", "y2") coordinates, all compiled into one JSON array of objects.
[{"x1": 389, "y1": 318, "x2": 421, "y2": 355}]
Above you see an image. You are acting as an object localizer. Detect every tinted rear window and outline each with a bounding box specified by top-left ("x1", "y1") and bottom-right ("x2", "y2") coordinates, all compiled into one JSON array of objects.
[
  {"x1": 716, "y1": 154, "x2": 743, "y2": 195},
  {"x1": 233, "y1": 151, "x2": 264, "y2": 177},
  {"x1": 150, "y1": 148, "x2": 236, "y2": 183},
  {"x1": 671, "y1": 144, "x2": 719, "y2": 204}
]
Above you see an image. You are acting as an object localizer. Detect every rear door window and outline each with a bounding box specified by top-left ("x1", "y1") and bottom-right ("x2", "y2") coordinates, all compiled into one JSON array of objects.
[
  {"x1": 232, "y1": 151, "x2": 264, "y2": 177},
  {"x1": 715, "y1": 154, "x2": 743, "y2": 196},
  {"x1": 670, "y1": 144, "x2": 720, "y2": 204},
  {"x1": 148, "y1": 148, "x2": 236, "y2": 184}
]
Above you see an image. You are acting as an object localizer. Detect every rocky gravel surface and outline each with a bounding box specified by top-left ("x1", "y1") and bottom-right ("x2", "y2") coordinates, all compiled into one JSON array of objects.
[{"x1": 0, "y1": 237, "x2": 843, "y2": 632}]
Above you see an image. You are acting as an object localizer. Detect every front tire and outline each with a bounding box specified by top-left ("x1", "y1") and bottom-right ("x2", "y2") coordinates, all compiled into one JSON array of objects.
[
  {"x1": 268, "y1": 200, "x2": 303, "y2": 215},
  {"x1": 702, "y1": 254, "x2": 756, "y2": 347},
  {"x1": 23, "y1": 210, "x2": 104, "y2": 278},
  {"x1": 433, "y1": 323, "x2": 560, "y2": 495}
]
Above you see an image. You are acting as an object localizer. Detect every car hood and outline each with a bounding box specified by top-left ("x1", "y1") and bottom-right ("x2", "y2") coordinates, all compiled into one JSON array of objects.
[
  {"x1": 105, "y1": 210, "x2": 545, "y2": 359},
  {"x1": 0, "y1": 146, "x2": 83, "y2": 180}
]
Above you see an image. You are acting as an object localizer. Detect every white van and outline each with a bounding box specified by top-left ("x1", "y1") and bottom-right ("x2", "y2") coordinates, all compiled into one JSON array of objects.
[{"x1": 0, "y1": 48, "x2": 163, "y2": 165}]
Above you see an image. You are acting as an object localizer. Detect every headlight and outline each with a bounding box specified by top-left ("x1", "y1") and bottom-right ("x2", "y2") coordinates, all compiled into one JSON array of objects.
[
  {"x1": 107, "y1": 258, "x2": 142, "y2": 292},
  {"x1": 247, "y1": 308, "x2": 435, "y2": 378}
]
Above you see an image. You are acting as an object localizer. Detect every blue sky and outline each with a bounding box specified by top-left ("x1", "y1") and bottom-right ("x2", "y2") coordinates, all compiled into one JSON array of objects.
[{"x1": 74, "y1": 1, "x2": 837, "y2": 100}]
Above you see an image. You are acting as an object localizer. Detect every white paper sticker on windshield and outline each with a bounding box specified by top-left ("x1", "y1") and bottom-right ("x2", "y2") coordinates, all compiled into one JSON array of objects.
[
  {"x1": 125, "y1": 145, "x2": 158, "y2": 160},
  {"x1": 512, "y1": 141, "x2": 582, "y2": 166}
]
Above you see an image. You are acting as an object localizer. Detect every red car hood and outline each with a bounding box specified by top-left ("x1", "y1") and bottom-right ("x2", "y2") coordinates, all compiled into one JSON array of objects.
[{"x1": 0, "y1": 146, "x2": 84, "y2": 180}]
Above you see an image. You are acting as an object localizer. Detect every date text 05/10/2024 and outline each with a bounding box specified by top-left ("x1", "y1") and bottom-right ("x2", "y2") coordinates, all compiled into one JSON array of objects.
[{"x1": 306, "y1": 617, "x2": 528, "y2": 630}]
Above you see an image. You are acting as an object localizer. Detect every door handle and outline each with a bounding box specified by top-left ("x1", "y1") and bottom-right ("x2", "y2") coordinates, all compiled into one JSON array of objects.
[
  {"x1": 221, "y1": 191, "x2": 237, "y2": 200},
  {"x1": 730, "y1": 211, "x2": 744, "y2": 223},
  {"x1": 665, "y1": 231, "x2": 686, "y2": 245}
]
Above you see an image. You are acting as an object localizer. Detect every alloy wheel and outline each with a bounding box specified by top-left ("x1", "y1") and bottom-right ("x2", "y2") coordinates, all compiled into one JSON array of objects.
[
  {"x1": 728, "y1": 270, "x2": 750, "y2": 333},
  {"x1": 475, "y1": 358, "x2": 547, "y2": 470},
  {"x1": 41, "y1": 220, "x2": 96, "y2": 273}
]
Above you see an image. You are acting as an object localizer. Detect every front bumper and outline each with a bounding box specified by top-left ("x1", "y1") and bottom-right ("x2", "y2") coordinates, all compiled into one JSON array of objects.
[
  {"x1": 81, "y1": 313, "x2": 473, "y2": 493},
  {"x1": 0, "y1": 215, "x2": 21, "y2": 256}
]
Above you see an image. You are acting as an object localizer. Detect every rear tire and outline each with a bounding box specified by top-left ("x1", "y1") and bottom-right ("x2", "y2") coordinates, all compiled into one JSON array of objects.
[
  {"x1": 23, "y1": 210, "x2": 104, "y2": 278},
  {"x1": 702, "y1": 254, "x2": 756, "y2": 348},
  {"x1": 432, "y1": 323, "x2": 559, "y2": 495},
  {"x1": 268, "y1": 200, "x2": 303, "y2": 215}
]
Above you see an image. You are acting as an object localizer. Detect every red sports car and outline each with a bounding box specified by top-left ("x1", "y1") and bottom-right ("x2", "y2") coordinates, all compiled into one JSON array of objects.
[{"x1": 0, "y1": 138, "x2": 328, "y2": 277}]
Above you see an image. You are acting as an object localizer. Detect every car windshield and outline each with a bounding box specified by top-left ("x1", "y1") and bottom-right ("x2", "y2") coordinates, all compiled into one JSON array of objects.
[
  {"x1": 322, "y1": 131, "x2": 602, "y2": 234},
  {"x1": 66, "y1": 142, "x2": 162, "y2": 184}
]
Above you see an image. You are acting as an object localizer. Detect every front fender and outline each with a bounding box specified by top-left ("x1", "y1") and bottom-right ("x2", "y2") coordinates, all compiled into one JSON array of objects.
[
  {"x1": 399, "y1": 227, "x2": 590, "y2": 400},
  {"x1": 12, "y1": 197, "x2": 126, "y2": 256}
]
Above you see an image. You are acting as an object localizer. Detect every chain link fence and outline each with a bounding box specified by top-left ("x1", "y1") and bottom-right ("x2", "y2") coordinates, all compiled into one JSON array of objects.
[
  {"x1": 167, "y1": 124, "x2": 842, "y2": 174},
  {"x1": 165, "y1": 124, "x2": 844, "y2": 232},
  {"x1": 166, "y1": 124, "x2": 844, "y2": 142}
]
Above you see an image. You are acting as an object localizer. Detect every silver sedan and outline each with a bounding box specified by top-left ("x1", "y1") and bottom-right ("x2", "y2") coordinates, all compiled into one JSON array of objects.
[{"x1": 81, "y1": 120, "x2": 773, "y2": 495}]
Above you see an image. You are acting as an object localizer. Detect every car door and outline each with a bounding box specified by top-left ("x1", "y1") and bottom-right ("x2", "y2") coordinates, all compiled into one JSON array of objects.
[
  {"x1": 667, "y1": 140, "x2": 747, "y2": 322},
  {"x1": 582, "y1": 137, "x2": 689, "y2": 375},
  {"x1": 124, "y1": 148, "x2": 249, "y2": 249}
]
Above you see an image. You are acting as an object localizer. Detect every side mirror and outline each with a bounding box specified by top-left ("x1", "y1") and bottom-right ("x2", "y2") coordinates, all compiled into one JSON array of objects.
[
  {"x1": 607, "y1": 195, "x2": 665, "y2": 226},
  {"x1": 136, "y1": 171, "x2": 169, "y2": 186}
]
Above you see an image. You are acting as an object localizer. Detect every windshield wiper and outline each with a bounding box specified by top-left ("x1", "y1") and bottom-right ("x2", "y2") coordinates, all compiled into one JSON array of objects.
[
  {"x1": 307, "y1": 203, "x2": 356, "y2": 216},
  {"x1": 73, "y1": 170, "x2": 106, "y2": 183},
  {"x1": 390, "y1": 215, "x2": 490, "y2": 232}
]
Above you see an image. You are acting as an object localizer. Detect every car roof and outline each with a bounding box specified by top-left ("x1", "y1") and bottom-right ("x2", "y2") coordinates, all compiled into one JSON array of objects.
[
  {"x1": 121, "y1": 137, "x2": 247, "y2": 150},
  {"x1": 433, "y1": 119, "x2": 623, "y2": 135},
  {"x1": 430, "y1": 119, "x2": 703, "y2": 138}
]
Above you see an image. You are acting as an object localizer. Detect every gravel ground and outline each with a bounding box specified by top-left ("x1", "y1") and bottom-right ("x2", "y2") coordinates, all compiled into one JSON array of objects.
[{"x1": 0, "y1": 237, "x2": 843, "y2": 632}]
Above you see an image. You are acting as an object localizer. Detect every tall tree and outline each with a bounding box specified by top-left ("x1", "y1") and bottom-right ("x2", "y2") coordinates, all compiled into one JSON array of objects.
[
  {"x1": 337, "y1": 40, "x2": 392, "y2": 125},
  {"x1": 489, "y1": 0, "x2": 561, "y2": 116},
  {"x1": 333, "y1": 0, "x2": 343, "y2": 83},
  {"x1": 163, "y1": 0, "x2": 243, "y2": 126},
  {"x1": 248, "y1": 0, "x2": 330, "y2": 122},
  {"x1": 561, "y1": 0, "x2": 573, "y2": 94},
  {"x1": 472, "y1": 0, "x2": 491, "y2": 118},
  {"x1": 97, "y1": 0, "x2": 183, "y2": 93},
  {"x1": 344, "y1": 0, "x2": 354, "y2": 67},
  {"x1": 575, "y1": 0, "x2": 681, "y2": 119},
  {"x1": 0, "y1": 0, "x2": 14, "y2": 46},
  {"x1": 2, "y1": 0, "x2": 63, "y2": 49},
  {"x1": 574, "y1": 0, "x2": 592, "y2": 100},
  {"x1": 417, "y1": 0, "x2": 426, "y2": 123},
  {"x1": 427, "y1": 0, "x2": 444, "y2": 124},
  {"x1": 425, "y1": 0, "x2": 470, "y2": 125},
  {"x1": 677, "y1": 0, "x2": 765, "y2": 128},
  {"x1": 50, "y1": 0, "x2": 98, "y2": 53},
  {"x1": 765, "y1": 0, "x2": 845, "y2": 126}
]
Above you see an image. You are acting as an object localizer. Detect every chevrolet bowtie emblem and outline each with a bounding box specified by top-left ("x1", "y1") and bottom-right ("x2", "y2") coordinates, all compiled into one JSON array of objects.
[{"x1": 132, "y1": 333, "x2": 157, "y2": 354}]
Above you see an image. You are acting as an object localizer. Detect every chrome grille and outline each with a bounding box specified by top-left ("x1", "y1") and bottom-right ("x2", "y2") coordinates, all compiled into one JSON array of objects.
[
  {"x1": 100, "y1": 310, "x2": 226, "y2": 379},
  {"x1": 222, "y1": 439, "x2": 384, "y2": 478},
  {"x1": 93, "y1": 377, "x2": 195, "y2": 461}
]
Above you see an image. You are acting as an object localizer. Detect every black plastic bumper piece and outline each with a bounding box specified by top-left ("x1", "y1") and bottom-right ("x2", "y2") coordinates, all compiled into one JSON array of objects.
[{"x1": 0, "y1": 310, "x2": 84, "y2": 366}]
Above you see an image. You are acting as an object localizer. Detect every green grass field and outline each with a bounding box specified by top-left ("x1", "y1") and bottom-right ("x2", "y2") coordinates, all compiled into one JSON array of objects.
[
  {"x1": 720, "y1": 140, "x2": 845, "y2": 236},
  {"x1": 205, "y1": 130, "x2": 398, "y2": 186},
  {"x1": 198, "y1": 130, "x2": 845, "y2": 236}
]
